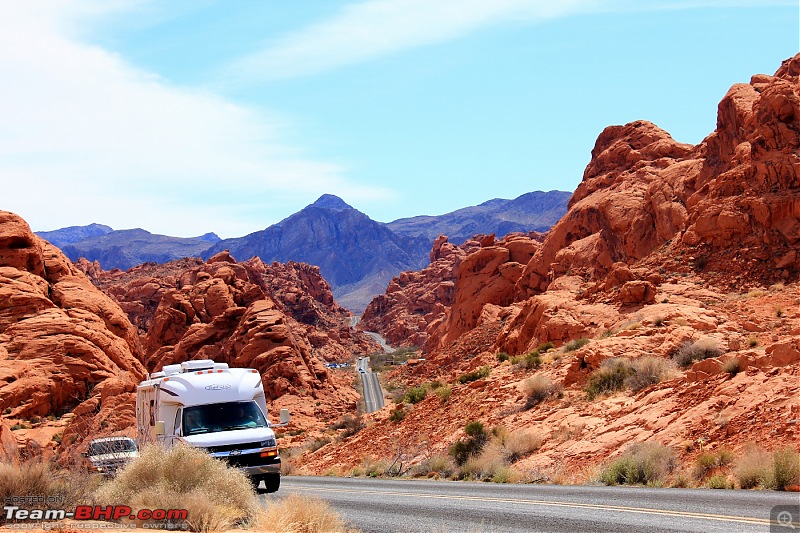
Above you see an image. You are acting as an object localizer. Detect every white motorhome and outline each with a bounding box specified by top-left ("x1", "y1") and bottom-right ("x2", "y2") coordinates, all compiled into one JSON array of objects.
[{"x1": 136, "y1": 359, "x2": 289, "y2": 492}]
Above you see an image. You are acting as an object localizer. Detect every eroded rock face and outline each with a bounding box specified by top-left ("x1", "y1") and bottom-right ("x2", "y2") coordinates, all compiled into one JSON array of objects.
[
  {"x1": 0, "y1": 211, "x2": 146, "y2": 457},
  {"x1": 314, "y1": 56, "x2": 800, "y2": 480},
  {"x1": 360, "y1": 235, "x2": 479, "y2": 347}
]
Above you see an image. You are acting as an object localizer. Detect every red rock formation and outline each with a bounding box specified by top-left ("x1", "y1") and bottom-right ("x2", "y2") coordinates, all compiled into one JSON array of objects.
[
  {"x1": 360, "y1": 235, "x2": 477, "y2": 347},
  {"x1": 0, "y1": 211, "x2": 146, "y2": 457},
  {"x1": 303, "y1": 56, "x2": 800, "y2": 479}
]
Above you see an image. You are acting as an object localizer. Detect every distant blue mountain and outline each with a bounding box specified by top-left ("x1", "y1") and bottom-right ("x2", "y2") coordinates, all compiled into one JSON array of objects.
[{"x1": 38, "y1": 190, "x2": 570, "y2": 310}]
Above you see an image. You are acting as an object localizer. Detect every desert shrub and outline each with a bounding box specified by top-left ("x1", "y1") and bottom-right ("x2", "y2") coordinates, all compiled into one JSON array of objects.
[
  {"x1": 259, "y1": 494, "x2": 355, "y2": 533},
  {"x1": 435, "y1": 384, "x2": 452, "y2": 403},
  {"x1": 460, "y1": 445, "x2": 520, "y2": 483},
  {"x1": 564, "y1": 338, "x2": 590, "y2": 352},
  {"x1": 522, "y1": 352, "x2": 542, "y2": 370},
  {"x1": 97, "y1": 445, "x2": 258, "y2": 532},
  {"x1": 624, "y1": 356, "x2": 676, "y2": 392},
  {"x1": 721, "y1": 358, "x2": 742, "y2": 376},
  {"x1": 457, "y1": 366, "x2": 490, "y2": 384},
  {"x1": 537, "y1": 341, "x2": 555, "y2": 352},
  {"x1": 585, "y1": 358, "x2": 634, "y2": 400},
  {"x1": 766, "y1": 448, "x2": 800, "y2": 491},
  {"x1": 522, "y1": 375, "x2": 562, "y2": 409},
  {"x1": 693, "y1": 453, "x2": 718, "y2": 480},
  {"x1": 734, "y1": 446, "x2": 771, "y2": 489},
  {"x1": 496, "y1": 352, "x2": 509, "y2": 362},
  {"x1": 747, "y1": 335, "x2": 759, "y2": 348},
  {"x1": 330, "y1": 414, "x2": 365, "y2": 439},
  {"x1": 308, "y1": 437, "x2": 331, "y2": 452},
  {"x1": 404, "y1": 385, "x2": 428, "y2": 404},
  {"x1": 599, "y1": 442, "x2": 677, "y2": 486},
  {"x1": 389, "y1": 405, "x2": 406, "y2": 422},
  {"x1": 503, "y1": 430, "x2": 543, "y2": 462},
  {"x1": 0, "y1": 460, "x2": 94, "y2": 512},
  {"x1": 449, "y1": 421, "x2": 488, "y2": 466},
  {"x1": 672, "y1": 337, "x2": 723, "y2": 368},
  {"x1": 411, "y1": 454, "x2": 455, "y2": 478},
  {"x1": 707, "y1": 474, "x2": 731, "y2": 489}
]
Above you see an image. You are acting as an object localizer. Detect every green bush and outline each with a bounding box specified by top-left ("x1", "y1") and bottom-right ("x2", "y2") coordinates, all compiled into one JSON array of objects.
[
  {"x1": 404, "y1": 385, "x2": 428, "y2": 404},
  {"x1": 496, "y1": 352, "x2": 509, "y2": 362},
  {"x1": 599, "y1": 442, "x2": 676, "y2": 486},
  {"x1": 449, "y1": 421, "x2": 488, "y2": 466},
  {"x1": 706, "y1": 474, "x2": 731, "y2": 489},
  {"x1": 457, "y1": 366, "x2": 490, "y2": 384},
  {"x1": 564, "y1": 338, "x2": 590, "y2": 352},
  {"x1": 585, "y1": 359, "x2": 633, "y2": 400},
  {"x1": 435, "y1": 384, "x2": 452, "y2": 403},
  {"x1": 537, "y1": 342, "x2": 555, "y2": 352},
  {"x1": 767, "y1": 448, "x2": 800, "y2": 491},
  {"x1": 389, "y1": 406, "x2": 406, "y2": 422}
]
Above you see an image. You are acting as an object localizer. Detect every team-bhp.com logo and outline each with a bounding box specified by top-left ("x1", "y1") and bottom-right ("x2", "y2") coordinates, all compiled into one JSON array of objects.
[{"x1": 5, "y1": 504, "x2": 188, "y2": 524}]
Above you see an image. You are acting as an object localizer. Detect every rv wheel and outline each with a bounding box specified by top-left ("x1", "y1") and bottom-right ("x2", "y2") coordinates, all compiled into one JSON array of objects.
[
  {"x1": 250, "y1": 475, "x2": 263, "y2": 490},
  {"x1": 264, "y1": 474, "x2": 280, "y2": 493}
]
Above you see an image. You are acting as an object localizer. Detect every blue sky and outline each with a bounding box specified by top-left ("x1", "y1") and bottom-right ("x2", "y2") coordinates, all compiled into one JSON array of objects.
[{"x1": 1, "y1": 1, "x2": 797, "y2": 238}]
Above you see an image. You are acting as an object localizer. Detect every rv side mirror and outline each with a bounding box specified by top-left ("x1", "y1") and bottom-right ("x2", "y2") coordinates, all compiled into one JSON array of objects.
[
  {"x1": 154, "y1": 421, "x2": 165, "y2": 436},
  {"x1": 279, "y1": 409, "x2": 290, "y2": 425}
]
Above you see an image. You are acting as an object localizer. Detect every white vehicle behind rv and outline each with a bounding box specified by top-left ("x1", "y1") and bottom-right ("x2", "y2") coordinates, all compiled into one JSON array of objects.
[{"x1": 136, "y1": 360, "x2": 289, "y2": 492}]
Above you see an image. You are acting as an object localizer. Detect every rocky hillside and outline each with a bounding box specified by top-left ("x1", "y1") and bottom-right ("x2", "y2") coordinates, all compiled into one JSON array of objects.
[
  {"x1": 1, "y1": 213, "x2": 383, "y2": 460},
  {"x1": 299, "y1": 55, "x2": 800, "y2": 479},
  {"x1": 0, "y1": 211, "x2": 146, "y2": 461}
]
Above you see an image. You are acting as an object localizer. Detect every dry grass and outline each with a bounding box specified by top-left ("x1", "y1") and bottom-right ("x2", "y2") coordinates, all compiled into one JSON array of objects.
[
  {"x1": 522, "y1": 375, "x2": 562, "y2": 409},
  {"x1": 0, "y1": 460, "x2": 96, "y2": 512},
  {"x1": 502, "y1": 430, "x2": 543, "y2": 462},
  {"x1": 625, "y1": 356, "x2": 677, "y2": 392},
  {"x1": 734, "y1": 445, "x2": 772, "y2": 489},
  {"x1": 673, "y1": 337, "x2": 723, "y2": 367},
  {"x1": 258, "y1": 494, "x2": 359, "y2": 533},
  {"x1": 96, "y1": 445, "x2": 258, "y2": 532},
  {"x1": 460, "y1": 444, "x2": 521, "y2": 483}
]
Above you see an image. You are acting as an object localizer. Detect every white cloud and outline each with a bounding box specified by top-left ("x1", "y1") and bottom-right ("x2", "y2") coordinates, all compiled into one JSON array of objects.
[
  {"x1": 0, "y1": 1, "x2": 389, "y2": 238},
  {"x1": 226, "y1": 0, "x2": 793, "y2": 82}
]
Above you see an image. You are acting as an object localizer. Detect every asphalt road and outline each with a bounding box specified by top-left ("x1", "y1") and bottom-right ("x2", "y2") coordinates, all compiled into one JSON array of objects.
[
  {"x1": 265, "y1": 476, "x2": 800, "y2": 533},
  {"x1": 357, "y1": 356, "x2": 385, "y2": 413}
]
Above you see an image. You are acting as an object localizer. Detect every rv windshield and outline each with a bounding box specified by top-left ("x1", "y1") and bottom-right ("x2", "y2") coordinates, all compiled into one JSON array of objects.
[{"x1": 182, "y1": 401, "x2": 267, "y2": 435}]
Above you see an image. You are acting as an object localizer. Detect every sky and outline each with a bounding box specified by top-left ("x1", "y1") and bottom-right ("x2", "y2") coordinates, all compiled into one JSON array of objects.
[{"x1": 1, "y1": 1, "x2": 797, "y2": 238}]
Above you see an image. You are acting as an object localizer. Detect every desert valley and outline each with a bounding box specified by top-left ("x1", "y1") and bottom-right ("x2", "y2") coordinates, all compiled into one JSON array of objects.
[{"x1": 1, "y1": 53, "x2": 799, "y2": 527}]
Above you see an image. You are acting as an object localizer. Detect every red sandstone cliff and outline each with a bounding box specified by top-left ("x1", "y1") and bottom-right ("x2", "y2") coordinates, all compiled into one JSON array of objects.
[{"x1": 0, "y1": 211, "x2": 146, "y2": 458}]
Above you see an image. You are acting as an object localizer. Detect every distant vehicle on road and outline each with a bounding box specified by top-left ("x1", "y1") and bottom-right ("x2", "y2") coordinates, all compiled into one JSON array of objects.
[{"x1": 84, "y1": 436, "x2": 138, "y2": 476}]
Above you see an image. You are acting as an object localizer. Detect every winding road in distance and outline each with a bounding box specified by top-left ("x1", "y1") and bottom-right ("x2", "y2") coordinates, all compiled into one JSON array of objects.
[
  {"x1": 266, "y1": 476, "x2": 800, "y2": 533},
  {"x1": 350, "y1": 314, "x2": 389, "y2": 413}
]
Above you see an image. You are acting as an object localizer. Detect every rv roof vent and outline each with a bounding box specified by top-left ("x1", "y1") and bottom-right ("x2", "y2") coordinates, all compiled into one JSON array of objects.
[
  {"x1": 150, "y1": 371, "x2": 166, "y2": 379},
  {"x1": 181, "y1": 359, "x2": 215, "y2": 372},
  {"x1": 162, "y1": 364, "x2": 181, "y2": 376},
  {"x1": 213, "y1": 362, "x2": 230, "y2": 371}
]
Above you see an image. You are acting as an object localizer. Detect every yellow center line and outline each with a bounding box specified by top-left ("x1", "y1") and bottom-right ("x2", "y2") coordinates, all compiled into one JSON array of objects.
[{"x1": 287, "y1": 486, "x2": 793, "y2": 527}]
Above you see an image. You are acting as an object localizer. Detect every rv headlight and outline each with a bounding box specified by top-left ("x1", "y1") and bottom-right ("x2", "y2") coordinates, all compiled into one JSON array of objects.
[{"x1": 260, "y1": 438, "x2": 277, "y2": 448}]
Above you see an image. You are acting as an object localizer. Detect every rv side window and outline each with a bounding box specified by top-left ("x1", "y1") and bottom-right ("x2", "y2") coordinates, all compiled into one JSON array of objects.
[{"x1": 174, "y1": 408, "x2": 182, "y2": 436}]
